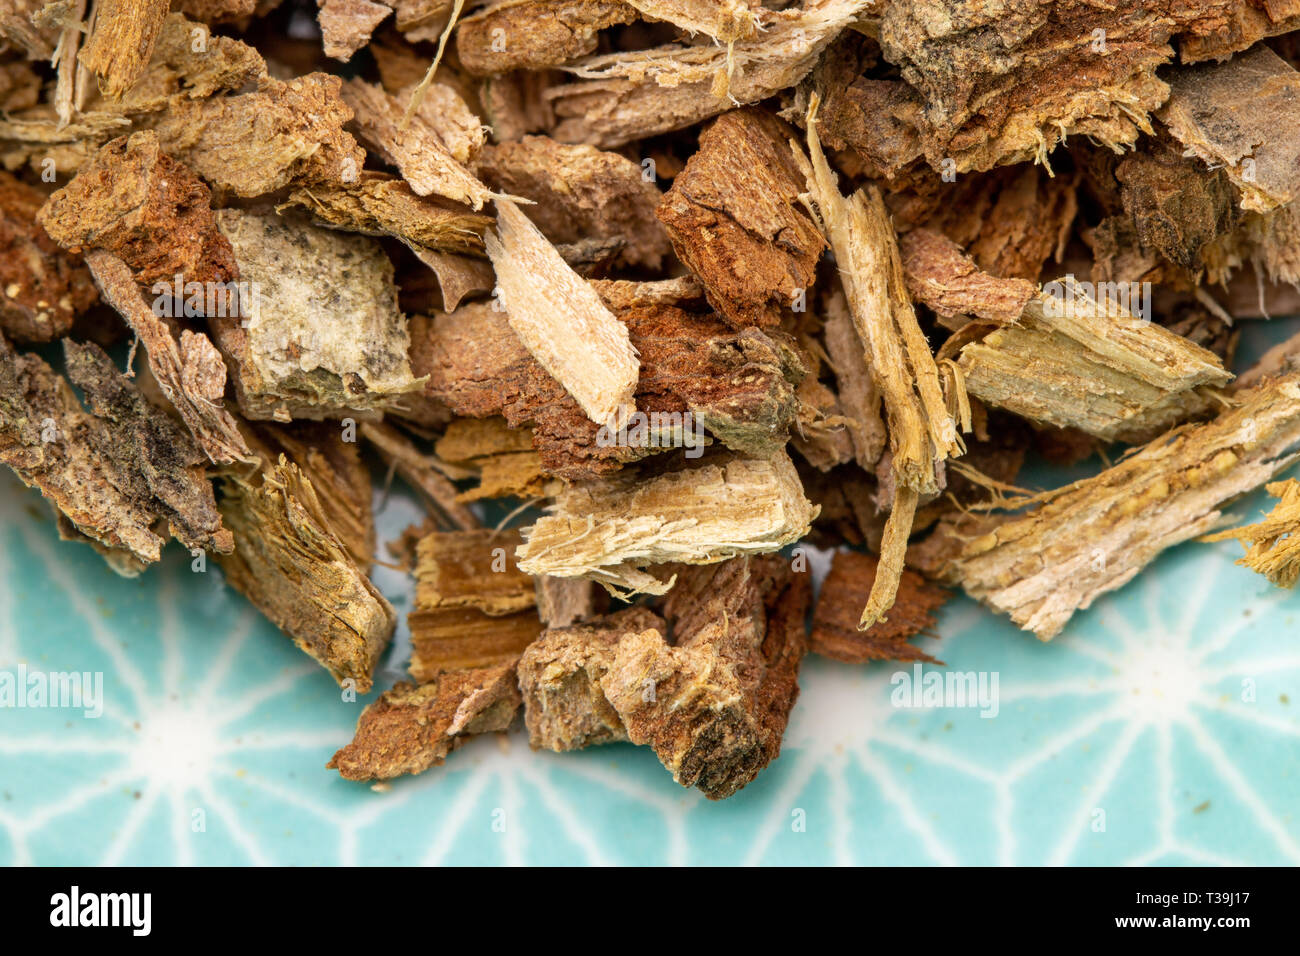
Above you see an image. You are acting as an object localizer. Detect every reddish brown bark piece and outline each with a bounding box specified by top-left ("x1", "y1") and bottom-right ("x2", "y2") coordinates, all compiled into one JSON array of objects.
[
  {"x1": 0, "y1": 171, "x2": 96, "y2": 344},
  {"x1": 327, "y1": 663, "x2": 522, "y2": 781},
  {"x1": 900, "y1": 229, "x2": 1037, "y2": 329},
  {"x1": 38, "y1": 131, "x2": 237, "y2": 289},
  {"x1": 811, "y1": 550, "x2": 948, "y2": 664},
  {"x1": 657, "y1": 109, "x2": 825, "y2": 330},
  {"x1": 416, "y1": 302, "x2": 803, "y2": 479},
  {"x1": 456, "y1": 0, "x2": 639, "y2": 76}
]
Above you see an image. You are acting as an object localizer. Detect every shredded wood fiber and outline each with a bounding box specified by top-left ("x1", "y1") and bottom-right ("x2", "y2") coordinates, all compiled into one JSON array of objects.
[{"x1": 4, "y1": 0, "x2": 1300, "y2": 802}]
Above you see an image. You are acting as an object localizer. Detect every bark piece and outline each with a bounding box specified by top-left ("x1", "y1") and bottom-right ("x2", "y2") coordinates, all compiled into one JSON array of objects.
[
  {"x1": 956, "y1": 277, "x2": 1232, "y2": 443},
  {"x1": 148, "y1": 72, "x2": 365, "y2": 198},
  {"x1": 341, "y1": 77, "x2": 497, "y2": 210},
  {"x1": 457, "y1": 0, "x2": 638, "y2": 75},
  {"x1": 318, "y1": 0, "x2": 393, "y2": 61},
  {"x1": 1202, "y1": 479, "x2": 1300, "y2": 589},
  {"x1": 83, "y1": 250, "x2": 251, "y2": 464},
  {"x1": 279, "y1": 172, "x2": 491, "y2": 259},
  {"x1": 515, "y1": 450, "x2": 817, "y2": 596},
  {"x1": 0, "y1": 336, "x2": 232, "y2": 573},
  {"x1": 602, "y1": 556, "x2": 809, "y2": 799},
  {"x1": 517, "y1": 607, "x2": 662, "y2": 752},
  {"x1": 327, "y1": 663, "x2": 521, "y2": 781},
  {"x1": 657, "y1": 109, "x2": 825, "y2": 330},
  {"x1": 213, "y1": 208, "x2": 422, "y2": 421},
  {"x1": 485, "y1": 199, "x2": 638, "y2": 428},
  {"x1": 549, "y1": 0, "x2": 871, "y2": 149},
  {"x1": 475, "y1": 136, "x2": 670, "y2": 269},
  {"x1": 38, "y1": 130, "x2": 237, "y2": 289},
  {"x1": 415, "y1": 528, "x2": 536, "y2": 616},
  {"x1": 216, "y1": 453, "x2": 395, "y2": 692},
  {"x1": 900, "y1": 229, "x2": 1037, "y2": 329},
  {"x1": 794, "y1": 103, "x2": 963, "y2": 629},
  {"x1": 589, "y1": 276, "x2": 706, "y2": 312},
  {"x1": 0, "y1": 169, "x2": 96, "y2": 344},
  {"x1": 77, "y1": 0, "x2": 170, "y2": 99},
  {"x1": 408, "y1": 528, "x2": 543, "y2": 679},
  {"x1": 434, "y1": 416, "x2": 550, "y2": 502},
  {"x1": 811, "y1": 549, "x2": 947, "y2": 664},
  {"x1": 1160, "y1": 45, "x2": 1300, "y2": 214},
  {"x1": 946, "y1": 367, "x2": 1300, "y2": 640},
  {"x1": 420, "y1": 303, "x2": 803, "y2": 478},
  {"x1": 875, "y1": 0, "x2": 1274, "y2": 175},
  {"x1": 533, "y1": 574, "x2": 599, "y2": 628},
  {"x1": 821, "y1": 287, "x2": 884, "y2": 470}
]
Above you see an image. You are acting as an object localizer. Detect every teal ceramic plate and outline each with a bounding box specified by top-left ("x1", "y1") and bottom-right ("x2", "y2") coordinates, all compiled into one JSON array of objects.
[{"x1": 1, "y1": 324, "x2": 1298, "y2": 867}]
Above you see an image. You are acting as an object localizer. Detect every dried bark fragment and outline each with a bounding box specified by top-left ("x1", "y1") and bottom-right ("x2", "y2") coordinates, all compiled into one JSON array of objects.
[
  {"x1": 420, "y1": 302, "x2": 803, "y2": 478},
  {"x1": 874, "y1": 0, "x2": 1250, "y2": 174},
  {"x1": 279, "y1": 173, "x2": 490, "y2": 258},
  {"x1": 602, "y1": 556, "x2": 809, "y2": 798},
  {"x1": 456, "y1": 0, "x2": 638, "y2": 76},
  {"x1": 516, "y1": 450, "x2": 817, "y2": 596},
  {"x1": 121, "y1": 12, "x2": 267, "y2": 110},
  {"x1": 533, "y1": 574, "x2": 599, "y2": 628},
  {"x1": 657, "y1": 109, "x2": 825, "y2": 330},
  {"x1": 1160, "y1": 45, "x2": 1300, "y2": 214},
  {"x1": 341, "y1": 78, "x2": 497, "y2": 210},
  {"x1": 318, "y1": 0, "x2": 393, "y2": 61},
  {"x1": 897, "y1": 163, "x2": 1079, "y2": 284},
  {"x1": 947, "y1": 368, "x2": 1300, "y2": 640},
  {"x1": 956, "y1": 277, "x2": 1232, "y2": 443},
  {"x1": 0, "y1": 169, "x2": 96, "y2": 344},
  {"x1": 621, "y1": 0, "x2": 763, "y2": 41},
  {"x1": 360, "y1": 420, "x2": 480, "y2": 530},
  {"x1": 0, "y1": 0, "x2": 58, "y2": 59},
  {"x1": 415, "y1": 528, "x2": 536, "y2": 615},
  {"x1": 409, "y1": 528, "x2": 543, "y2": 679},
  {"x1": 589, "y1": 276, "x2": 705, "y2": 312},
  {"x1": 1113, "y1": 140, "x2": 1239, "y2": 276},
  {"x1": 83, "y1": 250, "x2": 251, "y2": 464},
  {"x1": 434, "y1": 416, "x2": 550, "y2": 502},
  {"x1": 77, "y1": 0, "x2": 170, "y2": 99},
  {"x1": 213, "y1": 208, "x2": 423, "y2": 420},
  {"x1": 900, "y1": 229, "x2": 1037, "y2": 329},
  {"x1": 217, "y1": 454, "x2": 395, "y2": 692},
  {"x1": 327, "y1": 663, "x2": 521, "y2": 781},
  {"x1": 38, "y1": 131, "x2": 238, "y2": 289},
  {"x1": 795, "y1": 104, "x2": 963, "y2": 629},
  {"x1": 811, "y1": 549, "x2": 947, "y2": 664},
  {"x1": 550, "y1": 0, "x2": 872, "y2": 148},
  {"x1": 517, "y1": 607, "x2": 662, "y2": 752},
  {"x1": 409, "y1": 607, "x2": 544, "y2": 679},
  {"x1": 0, "y1": 336, "x2": 233, "y2": 572},
  {"x1": 782, "y1": 33, "x2": 924, "y2": 181},
  {"x1": 821, "y1": 287, "x2": 884, "y2": 470},
  {"x1": 174, "y1": 0, "x2": 261, "y2": 23},
  {"x1": 485, "y1": 199, "x2": 638, "y2": 428},
  {"x1": 148, "y1": 73, "x2": 365, "y2": 198},
  {"x1": 1203, "y1": 479, "x2": 1300, "y2": 589},
  {"x1": 244, "y1": 420, "x2": 376, "y2": 568},
  {"x1": 481, "y1": 68, "x2": 559, "y2": 142},
  {"x1": 475, "y1": 136, "x2": 670, "y2": 269}
]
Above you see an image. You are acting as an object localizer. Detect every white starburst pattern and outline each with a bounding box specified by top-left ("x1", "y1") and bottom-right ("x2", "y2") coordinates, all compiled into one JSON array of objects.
[{"x1": 0, "y1": 475, "x2": 1297, "y2": 865}]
